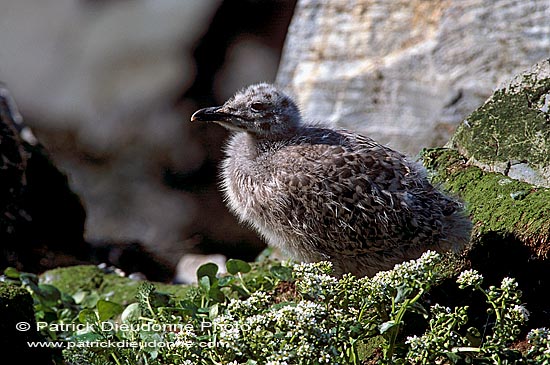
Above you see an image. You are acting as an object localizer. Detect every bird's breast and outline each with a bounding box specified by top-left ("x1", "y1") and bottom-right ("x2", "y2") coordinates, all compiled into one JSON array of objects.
[{"x1": 221, "y1": 136, "x2": 275, "y2": 223}]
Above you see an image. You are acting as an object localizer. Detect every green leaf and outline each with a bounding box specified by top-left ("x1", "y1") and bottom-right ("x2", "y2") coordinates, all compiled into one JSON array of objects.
[
  {"x1": 209, "y1": 303, "x2": 219, "y2": 318},
  {"x1": 20, "y1": 273, "x2": 39, "y2": 293},
  {"x1": 394, "y1": 285, "x2": 413, "y2": 303},
  {"x1": 197, "y1": 263, "x2": 219, "y2": 282},
  {"x1": 408, "y1": 301, "x2": 429, "y2": 318},
  {"x1": 61, "y1": 292, "x2": 76, "y2": 307},
  {"x1": 80, "y1": 292, "x2": 100, "y2": 309},
  {"x1": 178, "y1": 300, "x2": 198, "y2": 316},
  {"x1": 378, "y1": 320, "x2": 397, "y2": 334},
  {"x1": 20, "y1": 272, "x2": 38, "y2": 284},
  {"x1": 78, "y1": 308, "x2": 99, "y2": 324},
  {"x1": 270, "y1": 265, "x2": 293, "y2": 281},
  {"x1": 121, "y1": 302, "x2": 142, "y2": 323},
  {"x1": 226, "y1": 259, "x2": 251, "y2": 275},
  {"x1": 208, "y1": 287, "x2": 225, "y2": 303},
  {"x1": 230, "y1": 284, "x2": 250, "y2": 297},
  {"x1": 444, "y1": 352, "x2": 462, "y2": 363},
  {"x1": 97, "y1": 299, "x2": 124, "y2": 321},
  {"x1": 72, "y1": 332, "x2": 102, "y2": 342},
  {"x1": 72, "y1": 290, "x2": 88, "y2": 304},
  {"x1": 199, "y1": 276, "x2": 211, "y2": 292},
  {"x1": 37, "y1": 284, "x2": 62, "y2": 306},
  {"x1": 150, "y1": 291, "x2": 171, "y2": 308},
  {"x1": 218, "y1": 275, "x2": 236, "y2": 287},
  {"x1": 3, "y1": 267, "x2": 20, "y2": 279}
]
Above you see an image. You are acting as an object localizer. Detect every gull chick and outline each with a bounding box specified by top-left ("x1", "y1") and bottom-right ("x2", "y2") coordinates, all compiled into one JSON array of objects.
[{"x1": 191, "y1": 83, "x2": 471, "y2": 277}]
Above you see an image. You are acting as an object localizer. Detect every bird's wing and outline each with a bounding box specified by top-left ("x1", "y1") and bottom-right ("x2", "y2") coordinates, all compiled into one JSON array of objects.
[{"x1": 269, "y1": 134, "x2": 425, "y2": 255}]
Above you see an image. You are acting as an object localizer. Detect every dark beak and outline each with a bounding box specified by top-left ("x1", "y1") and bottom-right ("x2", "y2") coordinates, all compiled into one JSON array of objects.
[{"x1": 190, "y1": 106, "x2": 233, "y2": 122}]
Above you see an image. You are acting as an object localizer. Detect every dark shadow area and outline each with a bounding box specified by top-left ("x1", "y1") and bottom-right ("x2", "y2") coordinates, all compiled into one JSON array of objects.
[
  {"x1": 468, "y1": 232, "x2": 550, "y2": 329},
  {"x1": 425, "y1": 232, "x2": 550, "y2": 342}
]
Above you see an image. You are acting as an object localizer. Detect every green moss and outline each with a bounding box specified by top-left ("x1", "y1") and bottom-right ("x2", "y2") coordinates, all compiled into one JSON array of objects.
[
  {"x1": 450, "y1": 71, "x2": 550, "y2": 171},
  {"x1": 0, "y1": 282, "x2": 34, "y2": 321},
  {"x1": 40, "y1": 265, "x2": 105, "y2": 294},
  {"x1": 40, "y1": 265, "x2": 193, "y2": 305},
  {"x1": 422, "y1": 148, "x2": 550, "y2": 257},
  {"x1": 0, "y1": 282, "x2": 54, "y2": 363}
]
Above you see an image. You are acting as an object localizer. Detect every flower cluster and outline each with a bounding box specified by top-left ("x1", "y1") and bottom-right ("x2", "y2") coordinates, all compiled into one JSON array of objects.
[
  {"x1": 371, "y1": 250, "x2": 442, "y2": 291},
  {"x1": 213, "y1": 293, "x2": 350, "y2": 364},
  {"x1": 293, "y1": 261, "x2": 337, "y2": 300},
  {"x1": 23, "y1": 250, "x2": 542, "y2": 365},
  {"x1": 527, "y1": 327, "x2": 550, "y2": 362},
  {"x1": 456, "y1": 269, "x2": 484, "y2": 288},
  {"x1": 406, "y1": 304, "x2": 470, "y2": 364}
]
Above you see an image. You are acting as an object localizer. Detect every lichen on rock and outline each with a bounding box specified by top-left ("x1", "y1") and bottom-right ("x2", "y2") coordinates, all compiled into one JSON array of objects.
[{"x1": 449, "y1": 58, "x2": 550, "y2": 187}]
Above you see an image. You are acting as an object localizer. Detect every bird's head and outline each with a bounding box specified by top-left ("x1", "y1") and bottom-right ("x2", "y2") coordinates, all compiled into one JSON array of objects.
[{"x1": 190, "y1": 83, "x2": 302, "y2": 138}]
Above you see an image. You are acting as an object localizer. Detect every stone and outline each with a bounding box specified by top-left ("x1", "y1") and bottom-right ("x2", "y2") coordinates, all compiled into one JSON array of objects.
[
  {"x1": 0, "y1": 0, "x2": 220, "y2": 253},
  {"x1": 420, "y1": 60, "x2": 550, "y2": 328},
  {"x1": 174, "y1": 253, "x2": 227, "y2": 284},
  {"x1": 276, "y1": 0, "x2": 550, "y2": 155},
  {"x1": 448, "y1": 58, "x2": 550, "y2": 187},
  {"x1": 1, "y1": 85, "x2": 175, "y2": 281},
  {"x1": 40, "y1": 265, "x2": 193, "y2": 305},
  {"x1": 0, "y1": 84, "x2": 88, "y2": 272}
]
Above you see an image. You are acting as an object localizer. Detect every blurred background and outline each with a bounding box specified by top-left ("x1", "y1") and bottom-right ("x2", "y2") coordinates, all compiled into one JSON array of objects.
[{"x1": 0, "y1": 0, "x2": 297, "y2": 281}]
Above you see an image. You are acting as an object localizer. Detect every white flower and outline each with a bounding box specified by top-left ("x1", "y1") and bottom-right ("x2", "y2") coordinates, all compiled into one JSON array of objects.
[
  {"x1": 501, "y1": 277, "x2": 518, "y2": 291},
  {"x1": 405, "y1": 335, "x2": 422, "y2": 347},
  {"x1": 457, "y1": 269, "x2": 484, "y2": 287},
  {"x1": 511, "y1": 304, "x2": 530, "y2": 322}
]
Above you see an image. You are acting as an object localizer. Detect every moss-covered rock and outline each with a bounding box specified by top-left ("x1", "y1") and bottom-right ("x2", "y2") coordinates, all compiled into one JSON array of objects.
[
  {"x1": 449, "y1": 58, "x2": 550, "y2": 187},
  {"x1": 0, "y1": 282, "x2": 54, "y2": 364},
  {"x1": 40, "y1": 265, "x2": 194, "y2": 305},
  {"x1": 422, "y1": 148, "x2": 550, "y2": 258},
  {"x1": 425, "y1": 61, "x2": 550, "y2": 328},
  {"x1": 422, "y1": 147, "x2": 550, "y2": 327}
]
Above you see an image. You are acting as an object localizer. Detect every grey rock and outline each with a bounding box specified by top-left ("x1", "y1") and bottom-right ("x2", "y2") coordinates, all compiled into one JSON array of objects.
[
  {"x1": 449, "y1": 58, "x2": 550, "y2": 187},
  {"x1": 276, "y1": 0, "x2": 550, "y2": 155}
]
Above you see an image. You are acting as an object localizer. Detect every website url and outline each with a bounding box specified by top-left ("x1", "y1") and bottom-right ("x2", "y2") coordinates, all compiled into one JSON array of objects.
[{"x1": 27, "y1": 340, "x2": 197, "y2": 349}]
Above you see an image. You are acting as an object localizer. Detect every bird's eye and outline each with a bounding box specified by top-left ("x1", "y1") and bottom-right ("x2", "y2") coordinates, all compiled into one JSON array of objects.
[{"x1": 251, "y1": 102, "x2": 268, "y2": 111}]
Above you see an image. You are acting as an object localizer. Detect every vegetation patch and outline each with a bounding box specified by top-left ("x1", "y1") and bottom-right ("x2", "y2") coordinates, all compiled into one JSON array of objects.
[{"x1": 2, "y1": 251, "x2": 550, "y2": 364}]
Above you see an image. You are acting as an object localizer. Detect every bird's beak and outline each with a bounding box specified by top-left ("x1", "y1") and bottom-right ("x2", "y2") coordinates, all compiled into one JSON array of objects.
[{"x1": 190, "y1": 106, "x2": 233, "y2": 122}]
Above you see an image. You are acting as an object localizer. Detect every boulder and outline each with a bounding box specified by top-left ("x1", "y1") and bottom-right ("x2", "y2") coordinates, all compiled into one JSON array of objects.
[
  {"x1": 448, "y1": 59, "x2": 550, "y2": 187},
  {"x1": 421, "y1": 59, "x2": 550, "y2": 327},
  {"x1": 40, "y1": 264, "x2": 193, "y2": 305},
  {"x1": 277, "y1": 0, "x2": 550, "y2": 155},
  {"x1": 1, "y1": 84, "x2": 88, "y2": 271}
]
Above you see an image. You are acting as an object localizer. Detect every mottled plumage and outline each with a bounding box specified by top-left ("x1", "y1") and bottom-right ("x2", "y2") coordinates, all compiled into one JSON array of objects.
[{"x1": 191, "y1": 83, "x2": 471, "y2": 277}]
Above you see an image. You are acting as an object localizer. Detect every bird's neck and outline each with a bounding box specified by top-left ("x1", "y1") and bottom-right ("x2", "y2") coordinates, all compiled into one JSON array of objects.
[{"x1": 226, "y1": 132, "x2": 263, "y2": 161}]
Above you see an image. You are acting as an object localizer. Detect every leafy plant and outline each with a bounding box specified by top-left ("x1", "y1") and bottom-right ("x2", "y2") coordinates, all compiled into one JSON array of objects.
[{"x1": 2, "y1": 251, "x2": 550, "y2": 364}]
